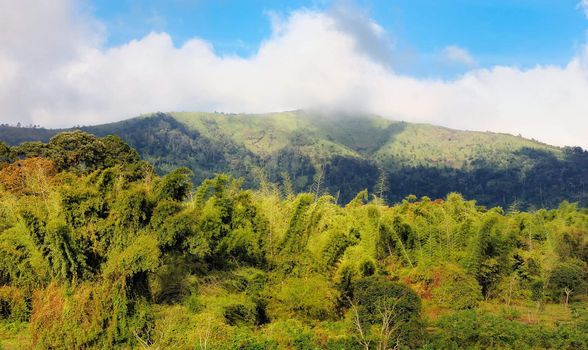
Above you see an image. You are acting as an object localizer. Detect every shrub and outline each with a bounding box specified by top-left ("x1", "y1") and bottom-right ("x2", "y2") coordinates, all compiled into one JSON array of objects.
[
  {"x1": 0, "y1": 286, "x2": 29, "y2": 321},
  {"x1": 223, "y1": 303, "x2": 256, "y2": 326},
  {"x1": 269, "y1": 275, "x2": 339, "y2": 321},
  {"x1": 432, "y1": 264, "x2": 483, "y2": 310},
  {"x1": 352, "y1": 276, "x2": 424, "y2": 348},
  {"x1": 546, "y1": 259, "x2": 588, "y2": 302}
]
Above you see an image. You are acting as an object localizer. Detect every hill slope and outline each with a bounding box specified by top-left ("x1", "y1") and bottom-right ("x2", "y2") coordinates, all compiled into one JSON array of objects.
[{"x1": 1, "y1": 111, "x2": 587, "y2": 208}]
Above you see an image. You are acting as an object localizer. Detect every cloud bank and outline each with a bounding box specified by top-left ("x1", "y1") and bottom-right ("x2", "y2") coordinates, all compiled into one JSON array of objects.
[{"x1": 1, "y1": 0, "x2": 588, "y2": 148}]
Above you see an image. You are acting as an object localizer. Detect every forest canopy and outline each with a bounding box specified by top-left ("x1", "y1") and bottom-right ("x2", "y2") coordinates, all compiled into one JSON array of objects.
[{"x1": 1, "y1": 132, "x2": 588, "y2": 349}]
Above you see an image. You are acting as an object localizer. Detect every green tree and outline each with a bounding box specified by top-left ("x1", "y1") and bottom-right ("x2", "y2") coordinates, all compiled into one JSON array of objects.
[{"x1": 351, "y1": 276, "x2": 423, "y2": 349}]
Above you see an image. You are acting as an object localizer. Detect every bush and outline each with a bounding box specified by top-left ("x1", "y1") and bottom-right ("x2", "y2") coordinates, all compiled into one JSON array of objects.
[
  {"x1": 432, "y1": 264, "x2": 483, "y2": 310},
  {"x1": 261, "y1": 319, "x2": 314, "y2": 350},
  {"x1": 269, "y1": 275, "x2": 339, "y2": 321},
  {"x1": 433, "y1": 310, "x2": 551, "y2": 349},
  {"x1": 0, "y1": 286, "x2": 28, "y2": 321},
  {"x1": 546, "y1": 259, "x2": 588, "y2": 302},
  {"x1": 183, "y1": 291, "x2": 202, "y2": 313},
  {"x1": 223, "y1": 303, "x2": 256, "y2": 326},
  {"x1": 352, "y1": 276, "x2": 424, "y2": 348}
]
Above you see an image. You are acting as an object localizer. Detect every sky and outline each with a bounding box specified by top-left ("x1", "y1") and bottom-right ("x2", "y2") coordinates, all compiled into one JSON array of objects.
[{"x1": 1, "y1": 0, "x2": 588, "y2": 148}]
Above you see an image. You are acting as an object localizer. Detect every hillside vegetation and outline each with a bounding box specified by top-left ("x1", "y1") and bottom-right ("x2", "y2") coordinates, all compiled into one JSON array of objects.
[
  {"x1": 1, "y1": 133, "x2": 588, "y2": 349},
  {"x1": 1, "y1": 111, "x2": 587, "y2": 209}
]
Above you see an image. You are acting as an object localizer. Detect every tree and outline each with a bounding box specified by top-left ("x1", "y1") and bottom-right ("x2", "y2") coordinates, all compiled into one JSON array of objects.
[
  {"x1": 432, "y1": 264, "x2": 483, "y2": 310},
  {"x1": 547, "y1": 259, "x2": 588, "y2": 303},
  {"x1": 101, "y1": 135, "x2": 140, "y2": 167},
  {"x1": 467, "y1": 214, "x2": 509, "y2": 297},
  {"x1": 374, "y1": 167, "x2": 388, "y2": 204},
  {"x1": 351, "y1": 276, "x2": 423, "y2": 349},
  {"x1": 13, "y1": 141, "x2": 50, "y2": 159},
  {"x1": 48, "y1": 131, "x2": 106, "y2": 172},
  {"x1": 155, "y1": 167, "x2": 193, "y2": 202},
  {"x1": 0, "y1": 141, "x2": 14, "y2": 168}
]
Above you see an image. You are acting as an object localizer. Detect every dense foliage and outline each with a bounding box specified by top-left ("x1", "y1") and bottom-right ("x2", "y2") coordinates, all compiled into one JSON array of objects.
[
  {"x1": 1, "y1": 133, "x2": 588, "y2": 349},
  {"x1": 2, "y1": 111, "x2": 588, "y2": 210}
]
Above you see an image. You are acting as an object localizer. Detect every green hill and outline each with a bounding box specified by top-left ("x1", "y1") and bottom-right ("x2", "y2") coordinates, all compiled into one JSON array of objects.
[
  {"x1": 1, "y1": 110, "x2": 586, "y2": 208},
  {"x1": 172, "y1": 111, "x2": 560, "y2": 168}
]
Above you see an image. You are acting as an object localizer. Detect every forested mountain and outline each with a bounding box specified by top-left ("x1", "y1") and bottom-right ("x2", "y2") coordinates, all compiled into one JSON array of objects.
[
  {"x1": 2, "y1": 111, "x2": 587, "y2": 209},
  {"x1": 1, "y1": 133, "x2": 588, "y2": 349}
]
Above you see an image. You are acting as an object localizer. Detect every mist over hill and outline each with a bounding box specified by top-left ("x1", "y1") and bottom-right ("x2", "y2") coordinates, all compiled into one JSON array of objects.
[{"x1": 1, "y1": 111, "x2": 587, "y2": 209}]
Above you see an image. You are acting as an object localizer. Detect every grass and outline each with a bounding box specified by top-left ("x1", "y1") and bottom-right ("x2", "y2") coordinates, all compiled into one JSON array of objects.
[
  {"x1": 172, "y1": 111, "x2": 362, "y2": 161},
  {"x1": 480, "y1": 300, "x2": 587, "y2": 326},
  {"x1": 376, "y1": 123, "x2": 561, "y2": 169},
  {"x1": 421, "y1": 299, "x2": 587, "y2": 328},
  {"x1": 171, "y1": 110, "x2": 563, "y2": 169},
  {"x1": 0, "y1": 321, "x2": 30, "y2": 350}
]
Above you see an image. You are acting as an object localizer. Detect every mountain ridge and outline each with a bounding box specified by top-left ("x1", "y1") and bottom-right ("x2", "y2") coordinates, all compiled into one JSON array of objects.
[{"x1": 1, "y1": 111, "x2": 586, "y2": 208}]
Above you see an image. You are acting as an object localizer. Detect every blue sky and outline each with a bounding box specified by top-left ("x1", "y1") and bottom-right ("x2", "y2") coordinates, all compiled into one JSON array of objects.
[{"x1": 91, "y1": 0, "x2": 588, "y2": 76}]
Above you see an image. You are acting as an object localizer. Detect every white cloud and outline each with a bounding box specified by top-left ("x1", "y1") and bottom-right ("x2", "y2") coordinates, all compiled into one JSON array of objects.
[
  {"x1": 1, "y1": 0, "x2": 588, "y2": 149},
  {"x1": 579, "y1": 0, "x2": 588, "y2": 19},
  {"x1": 441, "y1": 45, "x2": 476, "y2": 67}
]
